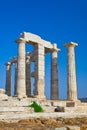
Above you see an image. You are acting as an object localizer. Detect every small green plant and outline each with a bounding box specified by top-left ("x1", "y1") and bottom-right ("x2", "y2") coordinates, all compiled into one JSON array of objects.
[{"x1": 28, "y1": 101, "x2": 43, "y2": 112}]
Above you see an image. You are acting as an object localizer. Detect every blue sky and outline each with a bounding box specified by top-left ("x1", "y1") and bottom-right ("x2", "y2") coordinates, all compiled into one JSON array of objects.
[{"x1": 0, "y1": 0, "x2": 87, "y2": 99}]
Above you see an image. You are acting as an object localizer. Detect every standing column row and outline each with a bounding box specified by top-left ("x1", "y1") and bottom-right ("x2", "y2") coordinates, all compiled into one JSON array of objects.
[
  {"x1": 5, "y1": 40, "x2": 78, "y2": 100},
  {"x1": 5, "y1": 57, "x2": 31, "y2": 97},
  {"x1": 50, "y1": 42, "x2": 78, "y2": 101},
  {"x1": 7, "y1": 60, "x2": 31, "y2": 97}
]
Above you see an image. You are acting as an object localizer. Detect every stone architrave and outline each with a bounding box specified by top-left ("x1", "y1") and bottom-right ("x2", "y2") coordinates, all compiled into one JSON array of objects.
[
  {"x1": 34, "y1": 44, "x2": 46, "y2": 99},
  {"x1": 15, "y1": 32, "x2": 61, "y2": 99},
  {"x1": 26, "y1": 56, "x2": 31, "y2": 97},
  {"x1": 64, "y1": 42, "x2": 78, "y2": 100},
  {"x1": 51, "y1": 44, "x2": 60, "y2": 100},
  {"x1": 14, "y1": 62, "x2": 17, "y2": 96},
  {"x1": 15, "y1": 38, "x2": 26, "y2": 98},
  {"x1": 5, "y1": 62, "x2": 11, "y2": 96}
]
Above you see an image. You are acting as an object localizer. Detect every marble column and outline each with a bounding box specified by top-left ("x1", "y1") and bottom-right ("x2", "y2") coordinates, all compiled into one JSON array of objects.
[
  {"x1": 34, "y1": 44, "x2": 46, "y2": 99},
  {"x1": 14, "y1": 62, "x2": 17, "y2": 96},
  {"x1": 51, "y1": 44, "x2": 60, "y2": 100},
  {"x1": 26, "y1": 56, "x2": 31, "y2": 97},
  {"x1": 15, "y1": 38, "x2": 26, "y2": 98},
  {"x1": 5, "y1": 62, "x2": 11, "y2": 96},
  {"x1": 64, "y1": 42, "x2": 78, "y2": 100}
]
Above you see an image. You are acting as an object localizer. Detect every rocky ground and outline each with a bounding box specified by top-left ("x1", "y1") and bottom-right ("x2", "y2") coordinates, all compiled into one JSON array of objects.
[
  {"x1": 0, "y1": 113, "x2": 87, "y2": 130},
  {"x1": 0, "y1": 117, "x2": 87, "y2": 130}
]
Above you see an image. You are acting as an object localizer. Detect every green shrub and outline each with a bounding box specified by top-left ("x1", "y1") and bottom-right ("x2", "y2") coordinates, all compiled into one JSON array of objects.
[{"x1": 28, "y1": 101, "x2": 43, "y2": 112}]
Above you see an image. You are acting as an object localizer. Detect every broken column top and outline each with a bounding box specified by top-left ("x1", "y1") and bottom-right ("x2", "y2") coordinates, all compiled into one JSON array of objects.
[
  {"x1": 9, "y1": 57, "x2": 17, "y2": 63},
  {"x1": 5, "y1": 62, "x2": 11, "y2": 66}
]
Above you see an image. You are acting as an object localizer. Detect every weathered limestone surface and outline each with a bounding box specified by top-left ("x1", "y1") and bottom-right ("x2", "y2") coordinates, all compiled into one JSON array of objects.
[
  {"x1": 4, "y1": 32, "x2": 79, "y2": 102},
  {"x1": 14, "y1": 63, "x2": 17, "y2": 96},
  {"x1": 34, "y1": 44, "x2": 46, "y2": 99},
  {"x1": 16, "y1": 38, "x2": 26, "y2": 98},
  {"x1": 0, "y1": 89, "x2": 8, "y2": 100},
  {"x1": 26, "y1": 56, "x2": 31, "y2": 97},
  {"x1": 64, "y1": 42, "x2": 78, "y2": 101},
  {"x1": 5, "y1": 62, "x2": 11, "y2": 96},
  {"x1": 51, "y1": 44, "x2": 60, "y2": 100},
  {"x1": 0, "y1": 94, "x2": 8, "y2": 101}
]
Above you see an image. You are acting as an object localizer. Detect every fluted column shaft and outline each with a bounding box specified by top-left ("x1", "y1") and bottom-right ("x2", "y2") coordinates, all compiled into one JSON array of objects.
[
  {"x1": 64, "y1": 42, "x2": 78, "y2": 100},
  {"x1": 5, "y1": 62, "x2": 11, "y2": 96},
  {"x1": 14, "y1": 62, "x2": 17, "y2": 96},
  {"x1": 16, "y1": 38, "x2": 26, "y2": 98},
  {"x1": 26, "y1": 56, "x2": 31, "y2": 97},
  {"x1": 51, "y1": 44, "x2": 60, "y2": 100},
  {"x1": 34, "y1": 44, "x2": 45, "y2": 99}
]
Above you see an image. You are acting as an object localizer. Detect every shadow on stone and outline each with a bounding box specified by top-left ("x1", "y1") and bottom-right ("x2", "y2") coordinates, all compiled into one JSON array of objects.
[{"x1": 54, "y1": 106, "x2": 65, "y2": 112}]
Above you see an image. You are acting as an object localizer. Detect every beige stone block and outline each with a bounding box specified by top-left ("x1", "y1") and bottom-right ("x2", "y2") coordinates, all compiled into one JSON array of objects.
[
  {"x1": 0, "y1": 106, "x2": 28, "y2": 112},
  {"x1": 55, "y1": 128, "x2": 66, "y2": 130},
  {"x1": 41, "y1": 39, "x2": 53, "y2": 49},
  {"x1": 20, "y1": 32, "x2": 42, "y2": 44},
  {"x1": 66, "y1": 102, "x2": 75, "y2": 107},
  {"x1": 65, "y1": 107, "x2": 75, "y2": 112},
  {"x1": 67, "y1": 126, "x2": 80, "y2": 130},
  {"x1": 0, "y1": 89, "x2": 5, "y2": 94},
  {"x1": 0, "y1": 93, "x2": 8, "y2": 100},
  {"x1": 51, "y1": 101, "x2": 66, "y2": 107}
]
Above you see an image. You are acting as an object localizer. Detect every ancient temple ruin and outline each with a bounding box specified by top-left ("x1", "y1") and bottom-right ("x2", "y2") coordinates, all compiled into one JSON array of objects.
[{"x1": 5, "y1": 32, "x2": 78, "y2": 100}]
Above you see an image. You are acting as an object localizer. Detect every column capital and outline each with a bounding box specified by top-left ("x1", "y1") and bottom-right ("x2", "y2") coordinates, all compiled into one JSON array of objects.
[
  {"x1": 64, "y1": 42, "x2": 78, "y2": 48},
  {"x1": 52, "y1": 43, "x2": 60, "y2": 52},
  {"x1": 15, "y1": 38, "x2": 26, "y2": 44},
  {"x1": 9, "y1": 57, "x2": 17, "y2": 64},
  {"x1": 26, "y1": 56, "x2": 30, "y2": 63}
]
